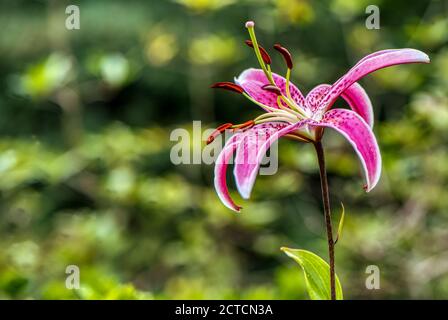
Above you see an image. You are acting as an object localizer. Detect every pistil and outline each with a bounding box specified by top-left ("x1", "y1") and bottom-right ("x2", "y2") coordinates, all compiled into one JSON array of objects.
[
  {"x1": 245, "y1": 23, "x2": 309, "y2": 118},
  {"x1": 244, "y1": 40, "x2": 271, "y2": 65},
  {"x1": 245, "y1": 21, "x2": 275, "y2": 85}
]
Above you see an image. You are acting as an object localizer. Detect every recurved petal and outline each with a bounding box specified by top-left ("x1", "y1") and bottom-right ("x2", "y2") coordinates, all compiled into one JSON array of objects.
[
  {"x1": 233, "y1": 121, "x2": 309, "y2": 199},
  {"x1": 214, "y1": 134, "x2": 243, "y2": 212},
  {"x1": 235, "y1": 68, "x2": 306, "y2": 110},
  {"x1": 319, "y1": 49, "x2": 430, "y2": 110},
  {"x1": 315, "y1": 109, "x2": 381, "y2": 191},
  {"x1": 354, "y1": 49, "x2": 404, "y2": 67},
  {"x1": 340, "y1": 83, "x2": 374, "y2": 128}
]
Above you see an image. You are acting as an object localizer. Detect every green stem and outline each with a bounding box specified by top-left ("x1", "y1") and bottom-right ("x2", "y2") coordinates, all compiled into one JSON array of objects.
[{"x1": 313, "y1": 141, "x2": 336, "y2": 300}]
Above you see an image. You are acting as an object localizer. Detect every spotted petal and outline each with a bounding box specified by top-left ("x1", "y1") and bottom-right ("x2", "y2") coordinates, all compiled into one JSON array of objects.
[
  {"x1": 308, "y1": 83, "x2": 374, "y2": 128},
  {"x1": 340, "y1": 83, "x2": 374, "y2": 128},
  {"x1": 306, "y1": 84, "x2": 331, "y2": 112},
  {"x1": 234, "y1": 120, "x2": 309, "y2": 199},
  {"x1": 235, "y1": 68, "x2": 306, "y2": 110},
  {"x1": 314, "y1": 109, "x2": 381, "y2": 191},
  {"x1": 319, "y1": 49, "x2": 430, "y2": 110}
]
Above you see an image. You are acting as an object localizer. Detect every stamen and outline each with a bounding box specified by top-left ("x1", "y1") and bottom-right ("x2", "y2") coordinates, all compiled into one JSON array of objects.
[
  {"x1": 206, "y1": 123, "x2": 233, "y2": 145},
  {"x1": 216, "y1": 123, "x2": 234, "y2": 131},
  {"x1": 254, "y1": 111, "x2": 297, "y2": 123},
  {"x1": 211, "y1": 82, "x2": 244, "y2": 94},
  {"x1": 277, "y1": 96, "x2": 306, "y2": 118},
  {"x1": 245, "y1": 40, "x2": 271, "y2": 65},
  {"x1": 285, "y1": 68, "x2": 292, "y2": 101},
  {"x1": 273, "y1": 44, "x2": 293, "y2": 69},
  {"x1": 255, "y1": 116, "x2": 293, "y2": 124},
  {"x1": 273, "y1": 44, "x2": 295, "y2": 103},
  {"x1": 262, "y1": 84, "x2": 282, "y2": 96},
  {"x1": 233, "y1": 120, "x2": 255, "y2": 130}
]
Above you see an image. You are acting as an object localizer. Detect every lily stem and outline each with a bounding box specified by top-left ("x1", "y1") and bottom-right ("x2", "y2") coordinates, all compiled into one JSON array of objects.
[{"x1": 313, "y1": 140, "x2": 336, "y2": 300}]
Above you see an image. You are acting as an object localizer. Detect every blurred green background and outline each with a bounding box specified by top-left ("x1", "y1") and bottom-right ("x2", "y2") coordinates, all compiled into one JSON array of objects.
[{"x1": 0, "y1": 0, "x2": 447, "y2": 299}]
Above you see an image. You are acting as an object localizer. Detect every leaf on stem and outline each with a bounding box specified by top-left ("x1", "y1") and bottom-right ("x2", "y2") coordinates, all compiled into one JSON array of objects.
[
  {"x1": 334, "y1": 202, "x2": 345, "y2": 245},
  {"x1": 281, "y1": 247, "x2": 344, "y2": 300}
]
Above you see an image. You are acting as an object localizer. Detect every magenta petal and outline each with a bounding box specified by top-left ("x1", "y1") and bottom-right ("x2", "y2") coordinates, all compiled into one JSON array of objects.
[
  {"x1": 306, "y1": 84, "x2": 331, "y2": 112},
  {"x1": 214, "y1": 134, "x2": 243, "y2": 212},
  {"x1": 319, "y1": 49, "x2": 430, "y2": 109},
  {"x1": 340, "y1": 83, "x2": 374, "y2": 128},
  {"x1": 315, "y1": 109, "x2": 381, "y2": 191},
  {"x1": 233, "y1": 121, "x2": 309, "y2": 199},
  {"x1": 354, "y1": 49, "x2": 405, "y2": 67},
  {"x1": 308, "y1": 83, "x2": 374, "y2": 127},
  {"x1": 235, "y1": 68, "x2": 306, "y2": 110}
]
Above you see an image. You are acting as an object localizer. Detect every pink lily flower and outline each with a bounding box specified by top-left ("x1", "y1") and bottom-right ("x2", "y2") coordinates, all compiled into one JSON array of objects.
[{"x1": 210, "y1": 21, "x2": 430, "y2": 212}]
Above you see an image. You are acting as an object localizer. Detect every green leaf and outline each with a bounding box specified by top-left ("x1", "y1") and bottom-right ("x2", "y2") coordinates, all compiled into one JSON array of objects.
[
  {"x1": 281, "y1": 247, "x2": 343, "y2": 300},
  {"x1": 335, "y1": 202, "x2": 345, "y2": 244}
]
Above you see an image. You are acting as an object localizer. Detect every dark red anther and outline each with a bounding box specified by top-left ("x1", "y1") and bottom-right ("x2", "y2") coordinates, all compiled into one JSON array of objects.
[
  {"x1": 262, "y1": 84, "x2": 282, "y2": 96},
  {"x1": 206, "y1": 123, "x2": 234, "y2": 145},
  {"x1": 273, "y1": 44, "x2": 293, "y2": 69},
  {"x1": 210, "y1": 82, "x2": 244, "y2": 94},
  {"x1": 245, "y1": 40, "x2": 272, "y2": 65}
]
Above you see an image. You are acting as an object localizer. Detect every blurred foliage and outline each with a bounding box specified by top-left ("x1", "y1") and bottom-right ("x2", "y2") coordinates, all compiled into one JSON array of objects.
[{"x1": 0, "y1": 0, "x2": 447, "y2": 299}]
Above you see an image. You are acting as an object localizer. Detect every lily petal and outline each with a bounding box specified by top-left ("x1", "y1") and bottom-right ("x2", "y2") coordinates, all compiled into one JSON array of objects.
[
  {"x1": 308, "y1": 83, "x2": 374, "y2": 128},
  {"x1": 234, "y1": 121, "x2": 309, "y2": 199},
  {"x1": 306, "y1": 84, "x2": 331, "y2": 112},
  {"x1": 354, "y1": 49, "x2": 405, "y2": 67},
  {"x1": 214, "y1": 134, "x2": 243, "y2": 212},
  {"x1": 340, "y1": 83, "x2": 374, "y2": 128},
  {"x1": 314, "y1": 109, "x2": 381, "y2": 191},
  {"x1": 235, "y1": 68, "x2": 306, "y2": 110},
  {"x1": 319, "y1": 49, "x2": 430, "y2": 110}
]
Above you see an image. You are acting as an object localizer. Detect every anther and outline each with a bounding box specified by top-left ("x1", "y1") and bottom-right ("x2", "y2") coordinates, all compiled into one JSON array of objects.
[
  {"x1": 210, "y1": 82, "x2": 244, "y2": 94},
  {"x1": 273, "y1": 44, "x2": 293, "y2": 69},
  {"x1": 206, "y1": 123, "x2": 234, "y2": 145},
  {"x1": 245, "y1": 40, "x2": 272, "y2": 65},
  {"x1": 262, "y1": 84, "x2": 282, "y2": 96},
  {"x1": 237, "y1": 120, "x2": 255, "y2": 130}
]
